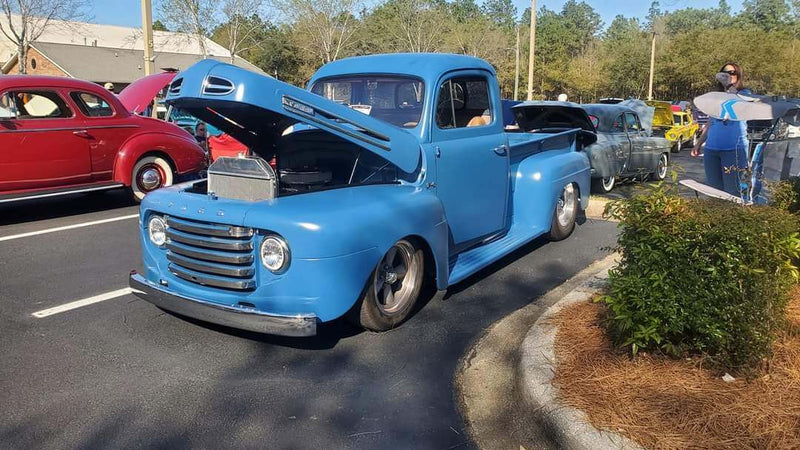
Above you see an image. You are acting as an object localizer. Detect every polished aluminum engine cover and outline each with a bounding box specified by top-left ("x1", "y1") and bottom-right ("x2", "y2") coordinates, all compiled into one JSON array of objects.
[{"x1": 207, "y1": 156, "x2": 277, "y2": 202}]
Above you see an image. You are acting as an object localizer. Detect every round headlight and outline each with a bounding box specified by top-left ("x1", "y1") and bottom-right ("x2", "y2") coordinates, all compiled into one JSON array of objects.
[
  {"x1": 148, "y1": 216, "x2": 167, "y2": 247},
  {"x1": 260, "y1": 235, "x2": 289, "y2": 272}
]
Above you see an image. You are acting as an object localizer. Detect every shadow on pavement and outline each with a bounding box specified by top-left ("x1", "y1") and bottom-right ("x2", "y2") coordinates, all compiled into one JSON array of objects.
[{"x1": 0, "y1": 189, "x2": 137, "y2": 226}]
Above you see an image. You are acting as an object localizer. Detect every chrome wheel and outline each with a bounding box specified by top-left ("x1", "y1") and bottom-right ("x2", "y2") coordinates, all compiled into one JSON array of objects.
[
  {"x1": 138, "y1": 165, "x2": 163, "y2": 192},
  {"x1": 556, "y1": 184, "x2": 577, "y2": 228},
  {"x1": 656, "y1": 153, "x2": 668, "y2": 180},
  {"x1": 372, "y1": 240, "x2": 421, "y2": 316}
]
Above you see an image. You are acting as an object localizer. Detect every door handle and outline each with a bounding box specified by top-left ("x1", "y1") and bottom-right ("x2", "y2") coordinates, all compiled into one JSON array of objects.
[
  {"x1": 73, "y1": 130, "x2": 91, "y2": 138},
  {"x1": 492, "y1": 144, "x2": 508, "y2": 156}
]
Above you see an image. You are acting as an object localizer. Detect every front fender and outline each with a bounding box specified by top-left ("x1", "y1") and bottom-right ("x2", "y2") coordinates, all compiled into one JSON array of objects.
[{"x1": 113, "y1": 132, "x2": 206, "y2": 185}]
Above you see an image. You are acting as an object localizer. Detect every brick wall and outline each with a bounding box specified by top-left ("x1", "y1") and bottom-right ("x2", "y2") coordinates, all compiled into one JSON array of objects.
[{"x1": 5, "y1": 47, "x2": 68, "y2": 77}]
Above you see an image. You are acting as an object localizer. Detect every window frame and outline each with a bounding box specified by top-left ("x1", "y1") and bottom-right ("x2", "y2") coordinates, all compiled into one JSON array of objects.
[
  {"x1": 70, "y1": 91, "x2": 117, "y2": 118},
  {"x1": 624, "y1": 112, "x2": 642, "y2": 133},
  {"x1": 434, "y1": 75, "x2": 494, "y2": 131},
  {"x1": 2, "y1": 89, "x2": 74, "y2": 120}
]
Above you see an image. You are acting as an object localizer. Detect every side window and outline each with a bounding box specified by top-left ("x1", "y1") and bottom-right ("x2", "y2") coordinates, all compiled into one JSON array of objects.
[
  {"x1": 6, "y1": 90, "x2": 72, "y2": 119},
  {"x1": 0, "y1": 92, "x2": 17, "y2": 118},
  {"x1": 71, "y1": 92, "x2": 114, "y2": 117},
  {"x1": 625, "y1": 113, "x2": 641, "y2": 132},
  {"x1": 435, "y1": 76, "x2": 492, "y2": 129},
  {"x1": 610, "y1": 114, "x2": 625, "y2": 133}
]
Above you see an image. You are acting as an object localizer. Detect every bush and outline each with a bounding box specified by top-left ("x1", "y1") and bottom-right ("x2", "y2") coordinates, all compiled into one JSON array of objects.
[
  {"x1": 601, "y1": 184, "x2": 800, "y2": 369},
  {"x1": 770, "y1": 177, "x2": 800, "y2": 214}
]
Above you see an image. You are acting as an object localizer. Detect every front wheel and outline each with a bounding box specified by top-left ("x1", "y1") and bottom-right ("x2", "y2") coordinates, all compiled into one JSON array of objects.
[
  {"x1": 653, "y1": 153, "x2": 669, "y2": 181},
  {"x1": 349, "y1": 239, "x2": 424, "y2": 332},
  {"x1": 550, "y1": 183, "x2": 578, "y2": 241},
  {"x1": 591, "y1": 176, "x2": 615, "y2": 194},
  {"x1": 130, "y1": 155, "x2": 174, "y2": 202}
]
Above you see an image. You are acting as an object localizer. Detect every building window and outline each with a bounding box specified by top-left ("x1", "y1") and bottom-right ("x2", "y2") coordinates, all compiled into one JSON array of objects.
[{"x1": 30, "y1": 58, "x2": 37, "y2": 69}]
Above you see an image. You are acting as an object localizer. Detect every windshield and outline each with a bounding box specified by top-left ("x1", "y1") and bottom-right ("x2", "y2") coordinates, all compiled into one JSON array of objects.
[{"x1": 311, "y1": 76, "x2": 425, "y2": 128}]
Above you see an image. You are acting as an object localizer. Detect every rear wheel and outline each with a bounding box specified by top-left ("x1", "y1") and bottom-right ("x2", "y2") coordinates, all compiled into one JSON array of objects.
[
  {"x1": 130, "y1": 155, "x2": 173, "y2": 202},
  {"x1": 671, "y1": 138, "x2": 682, "y2": 153},
  {"x1": 653, "y1": 153, "x2": 669, "y2": 181},
  {"x1": 550, "y1": 183, "x2": 578, "y2": 241},
  {"x1": 591, "y1": 176, "x2": 615, "y2": 194},
  {"x1": 349, "y1": 239, "x2": 424, "y2": 332}
]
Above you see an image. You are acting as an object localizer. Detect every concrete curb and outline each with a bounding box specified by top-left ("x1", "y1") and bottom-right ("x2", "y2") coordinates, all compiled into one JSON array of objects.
[
  {"x1": 585, "y1": 196, "x2": 612, "y2": 221},
  {"x1": 518, "y1": 253, "x2": 644, "y2": 450}
]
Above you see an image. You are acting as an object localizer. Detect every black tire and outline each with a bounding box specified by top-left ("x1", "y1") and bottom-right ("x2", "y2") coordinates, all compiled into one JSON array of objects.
[
  {"x1": 671, "y1": 139, "x2": 682, "y2": 153},
  {"x1": 652, "y1": 153, "x2": 669, "y2": 181},
  {"x1": 689, "y1": 133, "x2": 698, "y2": 148},
  {"x1": 591, "y1": 176, "x2": 615, "y2": 194},
  {"x1": 550, "y1": 183, "x2": 578, "y2": 241},
  {"x1": 349, "y1": 239, "x2": 424, "y2": 332}
]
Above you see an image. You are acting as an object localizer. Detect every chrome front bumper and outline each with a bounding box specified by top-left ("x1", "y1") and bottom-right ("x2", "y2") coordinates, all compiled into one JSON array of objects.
[{"x1": 129, "y1": 272, "x2": 317, "y2": 337}]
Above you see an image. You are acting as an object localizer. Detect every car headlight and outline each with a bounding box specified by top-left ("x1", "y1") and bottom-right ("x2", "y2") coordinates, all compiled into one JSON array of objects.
[
  {"x1": 148, "y1": 215, "x2": 167, "y2": 247},
  {"x1": 260, "y1": 235, "x2": 290, "y2": 272}
]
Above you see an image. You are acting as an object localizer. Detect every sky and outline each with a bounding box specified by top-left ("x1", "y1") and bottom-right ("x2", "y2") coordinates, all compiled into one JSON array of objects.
[{"x1": 90, "y1": 0, "x2": 745, "y2": 30}]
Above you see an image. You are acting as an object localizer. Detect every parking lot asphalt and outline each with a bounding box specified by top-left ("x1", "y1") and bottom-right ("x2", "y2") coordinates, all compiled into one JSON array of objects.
[{"x1": 0, "y1": 187, "x2": 620, "y2": 449}]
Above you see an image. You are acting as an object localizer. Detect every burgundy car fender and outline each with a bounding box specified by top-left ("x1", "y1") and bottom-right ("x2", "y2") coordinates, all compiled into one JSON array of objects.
[{"x1": 113, "y1": 133, "x2": 207, "y2": 185}]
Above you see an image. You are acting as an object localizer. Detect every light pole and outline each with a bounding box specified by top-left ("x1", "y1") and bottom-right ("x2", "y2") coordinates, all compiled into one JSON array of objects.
[
  {"x1": 141, "y1": 0, "x2": 155, "y2": 77},
  {"x1": 647, "y1": 31, "x2": 656, "y2": 100},
  {"x1": 514, "y1": 27, "x2": 520, "y2": 101},
  {"x1": 527, "y1": 0, "x2": 536, "y2": 101}
]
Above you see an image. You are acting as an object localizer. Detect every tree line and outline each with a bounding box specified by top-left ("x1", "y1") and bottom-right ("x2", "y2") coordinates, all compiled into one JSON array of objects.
[{"x1": 158, "y1": 0, "x2": 800, "y2": 101}]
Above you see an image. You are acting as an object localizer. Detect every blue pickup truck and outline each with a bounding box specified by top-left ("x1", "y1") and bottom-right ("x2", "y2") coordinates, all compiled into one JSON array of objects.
[{"x1": 129, "y1": 53, "x2": 591, "y2": 337}]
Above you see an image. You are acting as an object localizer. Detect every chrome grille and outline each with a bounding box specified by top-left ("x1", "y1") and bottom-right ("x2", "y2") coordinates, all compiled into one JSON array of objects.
[{"x1": 165, "y1": 216, "x2": 256, "y2": 291}]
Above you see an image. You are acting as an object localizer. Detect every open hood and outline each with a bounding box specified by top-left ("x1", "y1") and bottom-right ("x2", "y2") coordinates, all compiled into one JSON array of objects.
[
  {"x1": 118, "y1": 71, "x2": 177, "y2": 114},
  {"x1": 511, "y1": 101, "x2": 596, "y2": 133},
  {"x1": 164, "y1": 60, "x2": 421, "y2": 173},
  {"x1": 645, "y1": 100, "x2": 673, "y2": 128}
]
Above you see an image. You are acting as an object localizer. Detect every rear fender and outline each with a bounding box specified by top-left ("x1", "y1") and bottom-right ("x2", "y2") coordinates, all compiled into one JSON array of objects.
[
  {"x1": 511, "y1": 149, "x2": 590, "y2": 230},
  {"x1": 113, "y1": 133, "x2": 206, "y2": 185}
]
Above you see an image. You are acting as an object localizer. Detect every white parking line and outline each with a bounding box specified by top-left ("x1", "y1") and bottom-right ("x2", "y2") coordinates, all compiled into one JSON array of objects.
[
  {"x1": 31, "y1": 288, "x2": 133, "y2": 318},
  {"x1": 0, "y1": 214, "x2": 139, "y2": 243}
]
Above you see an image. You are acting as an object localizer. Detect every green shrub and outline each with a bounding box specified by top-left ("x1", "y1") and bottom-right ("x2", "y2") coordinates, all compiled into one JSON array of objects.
[
  {"x1": 601, "y1": 184, "x2": 800, "y2": 369},
  {"x1": 769, "y1": 177, "x2": 800, "y2": 214}
]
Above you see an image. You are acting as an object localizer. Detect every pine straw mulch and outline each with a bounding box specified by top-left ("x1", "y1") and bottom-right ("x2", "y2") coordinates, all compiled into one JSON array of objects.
[{"x1": 551, "y1": 288, "x2": 800, "y2": 450}]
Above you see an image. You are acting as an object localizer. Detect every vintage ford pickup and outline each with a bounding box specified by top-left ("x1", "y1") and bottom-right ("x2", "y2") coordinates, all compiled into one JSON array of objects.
[{"x1": 128, "y1": 54, "x2": 591, "y2": 336}]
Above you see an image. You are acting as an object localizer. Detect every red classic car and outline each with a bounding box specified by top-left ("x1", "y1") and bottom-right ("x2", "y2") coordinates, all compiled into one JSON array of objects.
[{"x1": 0, "y1": 75, "x2": 206, "y2": 203}]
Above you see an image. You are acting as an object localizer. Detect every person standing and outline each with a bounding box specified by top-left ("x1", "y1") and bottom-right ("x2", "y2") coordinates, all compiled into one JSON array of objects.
[{"x1": 690, "y1": 63, "x2": 750, "y2": 196}]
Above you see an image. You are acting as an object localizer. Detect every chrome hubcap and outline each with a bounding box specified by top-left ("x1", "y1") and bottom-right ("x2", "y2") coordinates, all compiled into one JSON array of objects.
[
  {"x1": 139, "y1": 167, "x2": 162, "y2": 191},
  {"x1": 373, "y1": 242, "x2": 418, "y2": 316},
  {"x1": 557, "y1": 184, "x2": 576, "y2": 228}
]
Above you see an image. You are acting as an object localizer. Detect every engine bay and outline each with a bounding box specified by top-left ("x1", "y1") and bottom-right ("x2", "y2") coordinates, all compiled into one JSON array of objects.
[{"x1": 186, "y1": 129, "x2": 405, "y2": 200}]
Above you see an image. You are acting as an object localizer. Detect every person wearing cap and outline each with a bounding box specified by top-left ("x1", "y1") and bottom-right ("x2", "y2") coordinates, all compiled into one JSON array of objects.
[{"x1": 103, "y1": 82, "x2": 115, "y2": 93}]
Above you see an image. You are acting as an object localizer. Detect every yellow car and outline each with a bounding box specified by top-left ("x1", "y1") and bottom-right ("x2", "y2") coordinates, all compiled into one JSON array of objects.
[{"x1": 647, "y1": 101, "x2": 700, "y2": 152}]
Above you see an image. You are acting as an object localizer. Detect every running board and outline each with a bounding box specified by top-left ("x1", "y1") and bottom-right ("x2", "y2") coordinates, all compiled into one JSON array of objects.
[
  {"x1": 0, "y1": 182, "x2": 125, "y2": 203},
  {"x1": 448, "y1": 224, "x2": 545, "y2": 285}
]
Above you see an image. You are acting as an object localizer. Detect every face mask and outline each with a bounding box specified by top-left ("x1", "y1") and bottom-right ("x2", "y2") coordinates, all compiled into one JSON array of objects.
[{"x1": 716, "y1": 72, "x2": 738, "y2": 94}]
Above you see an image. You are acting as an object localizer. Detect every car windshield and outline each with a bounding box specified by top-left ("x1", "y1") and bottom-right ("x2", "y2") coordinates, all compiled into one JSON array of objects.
[{"x1": 311, "y1": 76, "x2": 425, "y2": 128}]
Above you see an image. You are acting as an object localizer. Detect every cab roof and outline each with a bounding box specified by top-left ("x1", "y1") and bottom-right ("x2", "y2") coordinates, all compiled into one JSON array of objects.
[
  {"x1": 309, "y1": 53, "x2": 496, "y2": 85},
  {"x1": 0, "y1": 75, "x2": 107, "y2": 92}
]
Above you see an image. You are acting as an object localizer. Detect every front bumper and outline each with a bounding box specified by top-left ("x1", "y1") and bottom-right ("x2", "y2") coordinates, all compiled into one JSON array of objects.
[{"x1": 129, "y1": 272, "x2": 317, "y2": 337}]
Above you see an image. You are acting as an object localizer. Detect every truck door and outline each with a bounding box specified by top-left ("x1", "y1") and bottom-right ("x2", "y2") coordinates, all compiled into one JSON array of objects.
[
  {"x1": 0, "y1": 89, "x2": 91, "y2": 192},
  {"x1": 430, "y1": 72, "x2": 509, "y2": 249}
]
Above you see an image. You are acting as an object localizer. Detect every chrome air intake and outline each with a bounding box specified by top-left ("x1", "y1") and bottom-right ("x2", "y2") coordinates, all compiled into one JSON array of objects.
[{"x1": 207, "y1": 156, "x2": 277, "y2": 202}]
